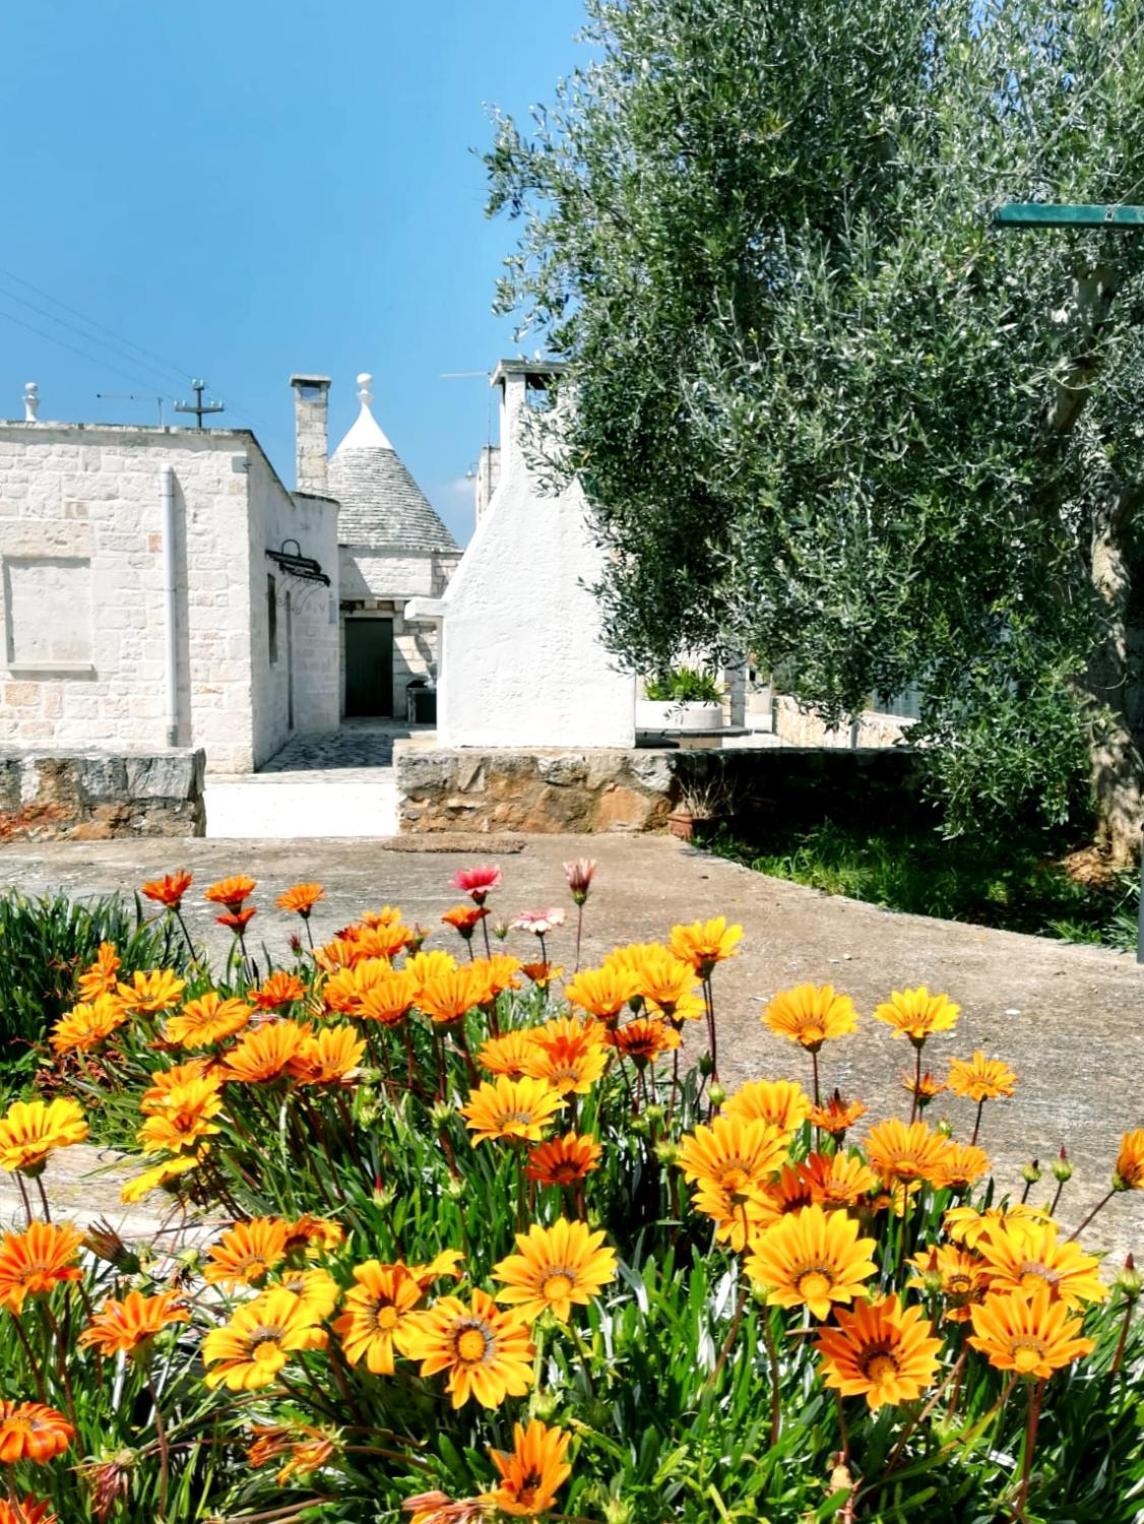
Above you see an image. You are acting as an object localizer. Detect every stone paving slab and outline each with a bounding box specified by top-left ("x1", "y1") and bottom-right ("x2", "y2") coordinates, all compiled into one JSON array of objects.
[{"x1": 0, "y1": 834, "x2": 1141, "y2": 1259}]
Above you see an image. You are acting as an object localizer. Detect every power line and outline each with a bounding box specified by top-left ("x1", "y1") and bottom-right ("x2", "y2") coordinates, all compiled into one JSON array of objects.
[{"x1": 0, "y1": 301, "x2": 180, "y2": 401}]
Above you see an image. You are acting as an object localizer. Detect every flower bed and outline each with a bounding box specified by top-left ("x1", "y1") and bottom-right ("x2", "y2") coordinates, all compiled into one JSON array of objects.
[{"x1": 0, "y1": 861, "x2": 1142, "y2": 1522}]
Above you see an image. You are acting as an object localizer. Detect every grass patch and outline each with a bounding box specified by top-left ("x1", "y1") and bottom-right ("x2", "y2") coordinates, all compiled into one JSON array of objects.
[{"x1": 710, "y1": 819, "x2": 1139, "y2": 949}]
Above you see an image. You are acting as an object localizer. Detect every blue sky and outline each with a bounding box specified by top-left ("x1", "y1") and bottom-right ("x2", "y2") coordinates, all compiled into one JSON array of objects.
[{"x1": 0, "y1": 0, "x2": 587, "y2": 545}]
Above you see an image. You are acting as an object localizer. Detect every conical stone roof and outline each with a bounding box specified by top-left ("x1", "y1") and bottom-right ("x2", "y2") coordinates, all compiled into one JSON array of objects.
[{"x1": 329, "y1": 374, "x2": 457, "y2": 553}]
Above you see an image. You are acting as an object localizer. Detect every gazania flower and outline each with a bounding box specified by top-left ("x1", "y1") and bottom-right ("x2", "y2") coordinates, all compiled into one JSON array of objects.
[
  {"x1": 355, "y1": 921, "x2": 418, "y2": 960},
  {"x1": 217, "y1": 907, "x2": 257, "y2": 934},
  {"x1": 0, "y1": 1497, "x2": 58, "y2": 1524},
  {"x1": 478, "y1": 1029, "x2": 540, "y2": 1078},
  {"x1": 935, "y1": 1141, "x2": 990, "y2": 1189},
  {"x1": 282, "y1": 1215, "x2": 346, "y2": 1259},
  {"x1": 402, "y1": 1492, "x2": 486, "y2": 1524},
  {"x1": 401, "y1": 1288, "x2": 534, "y2": 1409},
  {"x1": 254, "y1": 971, "x2": 306, "y2": 1010},
  {"x1": 442, "y1": 904, "x2": 490, "y2": 941},
  {"x1": 907, "y1": 1245, "x2": 992, "y2": 1322},
  {"x1": 901, "y1": 1069, "x2": 946, "y2": 1107},
  {"x1": 120, "y1": 1152, "x2": 203, "y2": 1204},
  {"x1": 0, "y1": 1097, "x2": 89, "y2": 1175},
  {"x1": 116, "y1": 968, "x2": 186, "y2": 1015},
  {"x1": 944, "y1": 1203, "x2": 1051, "y2": 1251},
  {"x1": 799, "y1": 1151, "x2": 878, "y2": 1210},
  {"x1": 137, "y1": 1076, "x2": 223, "y2": 1155},
  {"x1": 621, "y1": 945, "x2": 700, "y2": 1018},
  {"x1": 359, "y1": 904, "x2": 405, "y2": 928},
  {"x1": 668, "y1": 916, "x2": 742, "y2": 976},
  {"x1": 323, "y1": 958, "x2": 392, "y2": 1014},
  {"x1": 764, "y1": 984, "x2": 858, "y2": 1051},
  {"x1": 277, "y1": 882, "x2": 324, "y2": 917},
  {"x1": 1114, "y1": 1129, "x2": 1144, "y2": 1190},
  {"x1": 974, "y1": 1221, "x2": 1108, "y2": 1308},
  {"x1": 0, "y1": 1402, "x2": 74, "y2": 1463},
  {"x1": 520, "y1": 962, "x2": 564, "y2": 989},
  {"x1": 493, "y1": 1219, "x2": 617, "y2": 1321},
  {"x1": 220, "y1": 1020, "x2": 311, "y2": 1083},
  {"x1": 815, "y1": 1294, "x2": 942, "y2": 1410},
  {"x1": 50, "y1": 993, "x2": 127, "y2": 1054},
  {"x1": 141, "y1": 870, "x2": 193, "y2": 910},
  {"x1": 526, "y1": 1132, "x2": 602, "y2": 1186},
  {"x1": 288, "y1": 1025, "x2": 367, "y2": 1086},
  {"x1": 872, "y1": 986, "x2": 960, "y2": 1046},
  {"x1": 947, "y1": 1051, "x2": 1017, "y2": 1102},
  {"x1": 520, "y1": 1017, "x2": 609, "y2": 1095},
  {"x1": 451, "y1": 864, "x2": 502, "y2": 904},
  {"x1": 164, "y1": 992, "x2": 252, "y2": 1048},
  {"x1": 405, "y1": 949, "x2": 460, "y2": 992},
  {"x1": 511, "y1": 909, "x2": 565, "y2": 937},
  {"x1": 607, "y1": 1017, "x2": 680, "y2": 1064},
  {"x1": 865, "y1": 1119, "x2": 950, "y2": 1187},
  {"x1": 418, "y1": 968, "x2": 482, "y2": 1025},
  {"x1": 765, "y1": 1162, "x2": 817, "y2": 1218},
  {"x1": 469, "y1": 955, "x2": 524, "y2": 1005},
  {"x1": 968, "y1": 1285, "x2": 1094, "y2": 1376},
  {"x1": 745, "y1": 1204, "x2": 877, "y2": 1319},
  {"x1": 334, "y1": 1261, "x2": 424, "y2": 1373},
  {"x1": 678, "y1": 1115, "x2": 788, "y2": 1246},
  {"x1": 202, "y1": 1288, "x2": 327, "y2": 1391},
  {"x1": 481, "y1": 1419, "x2": 572, "y2": 1517},
  {"x1": 277, "y1": 1267, "x2": 341, "y2": 1320},
  {"x1": 810, "y1": 1091, "x2": 868, "y2": 1137},
  {"x1": 354, "y1": 968, "x2": 422, "y2": 1027},
  {"x1": 0, "y1": 1221, "x2": 84, "y2": 1312},
  {"x1": 564, "y1": 965, "x2": 639, "y2": 1022},
  {"x1": 721, "y1": 1079, "x2": 812, "y2": 1139},
  {"x1": 563, "y1": 858, "x2": 596, "y2": 906},
  {"x1": 140, "y1": 1059, "x2": 217, "y2": 1112},
  {"x1": 248, "y1": 1423, "x2": 338, "y2": 1484},
  {"x1": 204, "y1": 874, "x2": 257, "y2": 911},
  {"x1": 76, "y1": 942, "x2": 121, "y2": 1001},
  {"x1": 79, "y1": 1290, "x2": 189, "y2": 1357},
  {"x1": 203, "y1": 1218, "x2": 289, "y2": 1288},
  {"x1": 460, "y1": 1076, "x2": 564, "y2": 1145},
  {"x1": 408, "y1": 1249, "x2": 465, "y2": 1288}
]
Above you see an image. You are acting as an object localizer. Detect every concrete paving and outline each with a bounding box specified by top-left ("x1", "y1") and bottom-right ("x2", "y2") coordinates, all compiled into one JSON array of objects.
[{"x1": 1, "y1": 833, "x2": 1141, "y2": 1258}]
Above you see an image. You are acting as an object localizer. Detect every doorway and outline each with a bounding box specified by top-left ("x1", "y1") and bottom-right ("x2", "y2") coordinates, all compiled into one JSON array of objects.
[{"x1": 344, "y1": 618, "x2": 394, "y2": 717}]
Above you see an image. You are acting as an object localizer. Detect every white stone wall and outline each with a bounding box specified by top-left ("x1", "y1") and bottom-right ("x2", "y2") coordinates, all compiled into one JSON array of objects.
[
  {"x1": 0, "y1": 423, "x2": 338, "y2": 774},
  {"x1": 423, "y1": 375, "x2": 636, "y2": 748},
  {"x1": 338, "y1": 546, "x2": 461, "y2": 717}
]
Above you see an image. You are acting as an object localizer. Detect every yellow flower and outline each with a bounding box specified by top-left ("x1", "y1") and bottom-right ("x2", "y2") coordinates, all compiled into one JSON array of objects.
[
  {"x1": 872, "y1": 986, "x2": 960, "y2": 1046},
  {"x1": 355, "y1": 967, "x2": 420, "y2": 1027},
  {"x1": 404, "y1": 949, "x2": 460, "y2": 996},
  {"x1": 668, "y1": 917, "x2": 742, "y2": 976},
  {"x1": 799, "y1": 1150, "x2": 878, "y2": 1210},
  {"x1": 721, "y1": 1079, "x2": 812, "y2": 1139},
  {"x1": 50, "y1": 994, "x2": 128, "y2": 1055},
  {"x1": 935, "y1": 1141, "x2": 990, "y2": 1189},
  {"x1": 1114, "y1": 1129, "x2": 1144, "y2": 1190},
  {"x1": 137, "y1": 1077, "x2": 223, "y2": 1156},
  {"x1": 202, "y1": 1289, "x2": 327, "y2": 1391},
  {"x1": 164, "y1": 993, "x2": 252, "y2": 1049},
  {"x1": 864, "y1": 1119, "x2": 950, "y2": 1188},
  {"x1": 140, "y1": 1059, "x2": 218, "y2": 1113},
  {"x1": 968, "y1": 1285, "x2": 1094, "y2": 1376},
  {"x1": 334, "y1": 1261, "x2": 424, "y2": 1374},
  {"x1": 763, "y1": 985, "x2": 858, "y2": 1051},
  {"x1": 203, "y1": 1218, "x2": 289, "y2": 1288},
  {"x1": 478, "y1": 1029, "x2": 540, "y2": 1078},
  {"x1": 480, "y1": 1420, "x2": 573, "y2": 1517},
  {"x1": 276, "y1": 1267, "x2": 341, "y2": 1321},
  {"x1": 120, "y1": 1153, "x2": 203, "y2": 1204},
  {"x1": 417, "y1": 968, "x2": 483, "y2": 1026},
  {"x1": 563, "y1": 965, "x2": 639, "y2": 1022},
  {"x1": 815, "y1": 1293, "x2": 942, "y2": 1409},
  {"x1": 944, "y1": 1203, "x2": 1050, "y2": 1251},
  {"x1": 947, "y1": 1051, "x2": 1017, "y2": 1102},
  {"x1": 526, "y1": 1132, "x2": 602, "y2": 1187},
  {"x1": 519, "y1": 1017, "x2": 609, "y2": 1096},
  {"x1": 0, "y1": 1098, "x2": 89, "y2": 1175},
  {"x1": 809, "y1": 1091, "x2": 868, "y2": 1137},
  {"x1": 613, "y1": 944, "x2": 702, "y2": 1019},
  {"x1": 906, "y1": 1245, "x2": 992, "y2": 1322},
  {"x1": 219, "y1": 1021, "x2": 311, "y2": 1083},
  {"x1": 460, "y1": 1077, "x2": 563, "y2": 1146},
  {"x1": 744, "y1": 1204, "x2": 877, "y2": 1320},
  {"x1": 677, "y1": 1114, "x2": 789, "y2": 1248},
  {"x1": 287, "y1": 1025, "x2": 367, "y2": 1086},
  {"x1": 76, "y1": 941, "x2": 121, "y2": 1001},
  {"x1": 493, "y1": 1219, "x2": 617, "y2": 1322},
  {"x1": 115, "y1": 968, "x2": 186, "y2": 1015},
  {"x1": 974, "y1": 1221, "x2": 1108, "y2": 1309},
  {"x1": 400, "y1": 1288, "x2": 535, "y2": 1409}
]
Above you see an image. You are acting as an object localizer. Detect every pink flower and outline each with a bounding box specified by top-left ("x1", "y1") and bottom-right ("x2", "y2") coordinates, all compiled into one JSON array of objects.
[
  {"x1": 449, "y1": 865, "x2": 502, "y2": 905},
  {"x1": 511, "y1": 908, "x2": 566, "y2": 937},
  {"x1": 563, "y1": 858, "x2": 597, "y2": 906}
]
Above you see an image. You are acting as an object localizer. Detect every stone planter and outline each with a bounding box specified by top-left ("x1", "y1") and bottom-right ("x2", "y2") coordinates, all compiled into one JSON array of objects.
[{"x1": 637, "y1": 699, "x2": 724, "y2": 732}]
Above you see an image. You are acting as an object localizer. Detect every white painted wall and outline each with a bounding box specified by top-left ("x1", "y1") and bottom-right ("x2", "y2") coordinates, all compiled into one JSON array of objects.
[{"x1": 417, "y1": 373, "x2": 635, "y2": 748}]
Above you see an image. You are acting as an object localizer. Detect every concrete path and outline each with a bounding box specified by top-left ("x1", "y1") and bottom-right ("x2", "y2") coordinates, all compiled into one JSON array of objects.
[{"x1": 1, "y1": 833, "x2": 1141, "y2": 1258}]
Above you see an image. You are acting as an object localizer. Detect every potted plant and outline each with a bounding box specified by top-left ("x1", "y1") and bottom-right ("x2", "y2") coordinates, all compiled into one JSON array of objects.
[
  {"x1": 666, "y1": 772, "x2": 729, "y2": 842},
  {"x1": 637, "y1": 665, "x2": 725, "y2": 731}
]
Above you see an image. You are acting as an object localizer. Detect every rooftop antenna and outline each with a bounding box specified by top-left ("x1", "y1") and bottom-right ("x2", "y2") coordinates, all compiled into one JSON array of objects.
[
  {"x1": 97, "y1": 392, "x2": 166, "y2": 425},
  {"x1": 174, "y1": 379, "x2": 225, "y2": 428}
]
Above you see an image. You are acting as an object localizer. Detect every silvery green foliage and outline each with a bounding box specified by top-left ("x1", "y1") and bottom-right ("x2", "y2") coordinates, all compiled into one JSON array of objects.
[{"x1": 486, "y1": 0, "x2": 1144, "y2": 835}]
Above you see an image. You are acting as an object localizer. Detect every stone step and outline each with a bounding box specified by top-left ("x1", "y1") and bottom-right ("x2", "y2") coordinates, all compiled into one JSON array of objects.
[{"x1": 204, "y1": 775, "x2": 397, "y2": 839}]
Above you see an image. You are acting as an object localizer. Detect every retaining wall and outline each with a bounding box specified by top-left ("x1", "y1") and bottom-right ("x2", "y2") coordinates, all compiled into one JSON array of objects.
[{"x1": 0, "y1": 747, "x2": 206, "y2": 841}]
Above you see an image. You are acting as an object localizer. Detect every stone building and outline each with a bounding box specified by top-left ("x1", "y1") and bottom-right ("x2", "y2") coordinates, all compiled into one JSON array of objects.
[
  {"x1": 290, "y1": 373, "x2": 461, "y2": 722},
  {"x1": 0, "y1": 392, "x2": 340, "y2": 774}
]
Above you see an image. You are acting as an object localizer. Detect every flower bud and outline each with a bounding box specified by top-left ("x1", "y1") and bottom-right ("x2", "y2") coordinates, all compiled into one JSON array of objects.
[
  {"x1": 698, "y1": 1052, "x2": 714, "y2": 1077},
  {"x1": 430, "y1": 1101, "x2": 455, "y2": 1128},
  {"x1": 1021, "y1": 1159, "x2": 1042, "y2": 1185},
  {"x1": 643, "y1": 1103, "x2": 666, "y2": 1126},
  {"x1": 707, "y1": 1083, "x2": 727, "y2": 1109},
  {"x1": 1115, "y1": 1254, "x2": 1142, "y2": 1301},
  {"x1": 654, "y1": 1139, "x2": 680, "y2": 1167},
  {"x1": 445, "y1": 1176, "x2": 466, "y2": 1200},
  {"x1": 629, "y1": 1114, "x2": 650, "y2": 1138},
  {"x1": 1052, "y1": 1146, "x2": 1072, "y2": 1183},
  {"x1": 934, "y1": 1116, "x2": 953, "y2": 1138},
  {"x1": 603, "y1": 1501, "x2": 635, "y2": 1524}
]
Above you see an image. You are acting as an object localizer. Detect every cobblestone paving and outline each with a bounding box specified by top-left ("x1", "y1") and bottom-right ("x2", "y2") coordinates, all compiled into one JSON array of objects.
[{"x1": 257, "y1": 722, "x2": 407, "y2": 776}]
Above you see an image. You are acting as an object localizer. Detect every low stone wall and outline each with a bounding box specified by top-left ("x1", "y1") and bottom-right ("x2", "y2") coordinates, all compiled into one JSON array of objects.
[
  {"x1": 396, "y1": 743, "x2": 919, "y2": 836},
  {"x1": 771, "y1": 695, "x2": 914, "y2": 749},
  {"x1": 0, "y1": 748, "x2": 206, "y2": 841}
]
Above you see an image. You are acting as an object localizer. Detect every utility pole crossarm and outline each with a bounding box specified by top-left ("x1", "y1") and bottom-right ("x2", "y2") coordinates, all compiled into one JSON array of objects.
[{"x1": 992, "y1": 203, "x2": 1144, "y2": 230}]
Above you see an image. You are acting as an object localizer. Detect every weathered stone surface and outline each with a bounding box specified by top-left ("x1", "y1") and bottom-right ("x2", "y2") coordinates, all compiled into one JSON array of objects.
[{"x1": 0, "y1": 747, "x2": 206, "y2": 842}]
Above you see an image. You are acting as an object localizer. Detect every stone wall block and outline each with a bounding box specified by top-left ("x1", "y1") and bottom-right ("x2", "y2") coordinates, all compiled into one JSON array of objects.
[
  {"x1": 0, "y1": 747, "x2": 205, "y2": 842},
  {"x1": 124, "y1": 753, "x2": 197, "y2": 800}
]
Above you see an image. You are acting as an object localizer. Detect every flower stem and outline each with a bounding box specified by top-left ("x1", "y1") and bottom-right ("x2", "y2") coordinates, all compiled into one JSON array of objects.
[
  {"x1": 1111, "y1": 1297, "x2": 1135, "y2": 1376},
  {"x1": 148, "y1": 1369, "x2": 171, "y2": 1519},
  {"x1": 910, "y1": 1046, "x2": 922, "y2": 1124},
  {"x1": 810, "y1": 1048, "x2": 821, "y2": 1110},
  {"x1": 970, "y1": 1098, "x2": 985, "y2": 1147},
  {"x1": 1068, "y1": 1189, "x2": 1115, "y2": 1242},
  {"x1": 574, "y1": 903, "x2": 584, "y2": 973},
  {"x1": 1017, "y1": 1379, "x2": 1045, "y2": 1518}
]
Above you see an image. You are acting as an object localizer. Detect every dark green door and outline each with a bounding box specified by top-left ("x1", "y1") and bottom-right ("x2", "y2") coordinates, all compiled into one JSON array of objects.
[{"x1": 344, "y1": 619, "x2": 393, "y2": 717}]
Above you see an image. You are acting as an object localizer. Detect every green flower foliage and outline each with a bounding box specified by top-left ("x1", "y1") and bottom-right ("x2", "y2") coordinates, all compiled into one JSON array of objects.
[{"x1": 485, "y1": 0, "x2": 1144, "y2": 840}]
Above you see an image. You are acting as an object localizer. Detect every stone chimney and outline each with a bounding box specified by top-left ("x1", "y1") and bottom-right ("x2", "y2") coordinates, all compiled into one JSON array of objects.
[{"x1": 289, "y1": 374, "x2": 331, "y2": 493}]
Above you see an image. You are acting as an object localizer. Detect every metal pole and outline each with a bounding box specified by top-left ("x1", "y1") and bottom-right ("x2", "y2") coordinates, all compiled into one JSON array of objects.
[{"x1": 161, "y1": 465, "x2": 179, "y2": 747}]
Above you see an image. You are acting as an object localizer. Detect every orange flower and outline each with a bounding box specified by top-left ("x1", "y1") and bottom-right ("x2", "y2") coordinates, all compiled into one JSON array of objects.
[
  {"x1": 764, "y1": 984, "x2": 859, "y2": 1051},
  {"x1": 217, "y1": 908, "x2": 257, "y2": 934},
  {"x1": 357, "y1": 967, "x2": 420, "y2": 1027},
  {"x1": 936, "y1": 1141, "x2": 990, "y2": 1189},
  {"x1": 417, "y1": 968, "x2": 482, "y2": 1026},
  {"x1": 0, "y1": 1221, "x2": 84, "y2": 1313},
  {"x1": 468, "y1": 955, "x2": 523, "y2": 1005},
  {"x1": 900, "y1": 1069, "x2": 946, "y2": 1107},
  {"x1": 607, "y1": 1017, "x2": 680, "y2": 1064},
  {"x1": 623, "y1": 945, "x2": 702, "y2": 1019},
  {"x1": 809, "y1": 1091, "x2": 867, "y2": 1137},
  {"x1": 478, "y1": 1029, "x2": 540, "y2": 1078},
  {"x1": 282, "y1": 1215, "x2": 346, "y2": 1258},
  {"x1": 520, "y1": 1016, "x2": 609, "y2": 1095},
  {"x1": 0, "y1": 1497, "x2": 58, "y2": 1524},
  {"x1": 799, "y1": 1150, "x2": 878, "y2": 1210},
  {"x1": 526, "y1": 1132, "x2": 602, "y2": 1186},
  {"x1": 564, "y1": 965, "x2": 639, "y2": 1022},
  {"x1": 254, "y1": 971, "x2": 307, "y2": 1010},
  {"x1": 460, "y1": 1077, "x2": 563, "y2": 1145},
  {"x1": 441, "y1": 904, "x2": 490, "y2": 940},
  {"x1": 322, "y1": 958, "x2": 393, "y2": 1015},
  {"x1": 906, "y1": 1245, "x2": 992, "y2": 1322},
  {"x1": 721, "y1": 1079, "x2": 812, "y2": 1139},
  {"x1": 968, "y1": 1285, "x2": 1094, "y2": 1376},
  {"x1": 947, "y1": 1051, "x2": 1017, "y2": 1103},
  {"x1": 865, "y1": 1119, "x2": 951, "y2": 1188},
  {"x1": 353, "y1": 921, "x2": 418, "y2": 961},
  {"x1": 141, "y1": 870, "x2": 193, "y2": 910},
  {"x1": 164, "y1": 992, "x2": 252, "y2": 1049},
  {"x1": 204, "y1": 875, "x2": 257, "y2": 910},
  {"x1": 0, "y1": 1402, "x2": 74, "y2": 1464},
  {"x1": 360, "y1": 904, "x2": 406, "y2": 928},
  {"x1": 50, "y1": 993, "x2": 127, "y2": 1055},
  {"x1": 520, "y1": 962, "x2": 564, "y2": 989},
  {"x1": 277, "y1": 882, "x2": 324, "y2": 917},
  {"x1": 0, "y1": 1098, "x2": 89, "y2": 1175},
  {"x1": 79, "y1": 1291, "x2": 188, "y2": 1357},
  {"x1": 220, "y1": 1021, "x2": 311, "y2": 1083},
  {"x1": 136, "y1": 1075, "x2": 223, "y2": 1155},
  {"x1": 333, "y1": 1260, "x2": 424, "y2": 1373},
  {"x1": 76, "y1": 942, "x2": 121, "y2": 1001},
  {"x1": 140, "y1": 1059, "x2": 218, "y2": 1113},
  {"x1": 481, "y1": 1419, "x2": 572, "y2": 1517},
  {"x1": 287, "y1": 1025, "x2": 367, "y2": 1086},
  {"x1": 872, "y1": 987, "x2": 960, "y2": 1046},
  {"x1": 815, "y1": 1294, "x2": 941, "y2": 1410},
  {"x1": 1113, "y1": 1129, "x2": 1144, "y2": 1190},
  {"x1": 116, "y1": 968, "x2": 186, "y2": 1016},
  {"x1": 204, "y1": 1218, "x2": 290, "y2": 1288},
  {"x1": 668, "y1": 916, "x2": 742, "y2": 977}
]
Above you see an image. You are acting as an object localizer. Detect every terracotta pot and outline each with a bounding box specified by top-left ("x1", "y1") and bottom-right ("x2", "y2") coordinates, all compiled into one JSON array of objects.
[{"x1": 667, "y1": 809, "x2": 696, "y2": 841}]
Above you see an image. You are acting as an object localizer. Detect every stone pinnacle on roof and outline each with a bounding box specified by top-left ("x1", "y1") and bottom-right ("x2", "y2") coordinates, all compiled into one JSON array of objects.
[{"x1": 328, "y1": 370, "x2": 458, "y2": 553}]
